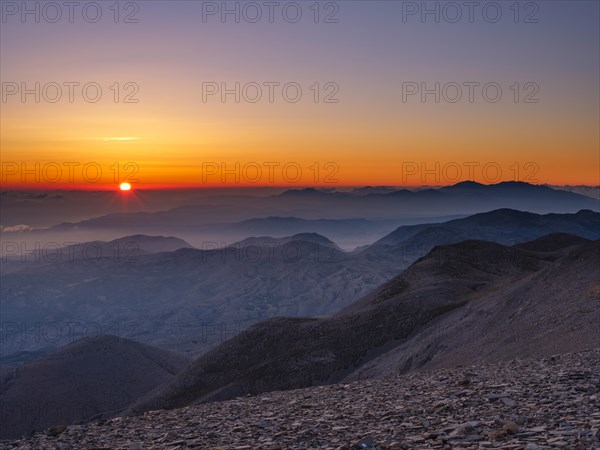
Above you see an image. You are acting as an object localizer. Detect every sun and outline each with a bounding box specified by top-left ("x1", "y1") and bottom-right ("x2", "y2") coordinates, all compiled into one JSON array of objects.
[{"x1": 119, "y1": 182, "x2": 132, "y2": 191}]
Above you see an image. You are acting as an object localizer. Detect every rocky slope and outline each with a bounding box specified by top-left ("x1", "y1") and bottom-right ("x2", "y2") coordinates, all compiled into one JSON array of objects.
[
  {"x1": 3, "y1": 348, "x2": 599, "y2": 449},
  {"x1": 347, "y1": 235, "x2": 600, "y2": 379}
]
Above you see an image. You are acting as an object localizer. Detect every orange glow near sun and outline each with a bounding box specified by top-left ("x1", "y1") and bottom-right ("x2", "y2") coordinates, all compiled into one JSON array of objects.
[{"x1": 119, "y1": 182, "x2": 132, "y2": 191}]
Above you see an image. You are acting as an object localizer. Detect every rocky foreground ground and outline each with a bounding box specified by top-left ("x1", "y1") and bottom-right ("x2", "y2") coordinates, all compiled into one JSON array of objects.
[{"x1": 3, "y1": 349, "x2": 599, "y2": 450}]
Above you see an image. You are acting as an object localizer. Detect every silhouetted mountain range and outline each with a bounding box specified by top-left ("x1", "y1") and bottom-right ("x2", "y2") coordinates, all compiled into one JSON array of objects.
[
  {"x1": 2, "y1": 182, "x2": 595, "y2": 262},
  {"x1": 369, "y1": 209, "x2": 599, "y2": 248},
  {"x1": 9, "y1": 182, "x2": 594, "y2": 251}
]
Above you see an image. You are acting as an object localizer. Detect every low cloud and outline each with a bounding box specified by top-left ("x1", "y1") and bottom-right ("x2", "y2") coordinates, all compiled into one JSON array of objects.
[{"x1": 0, "y1": 224, "x2": 33, "y2": 232}]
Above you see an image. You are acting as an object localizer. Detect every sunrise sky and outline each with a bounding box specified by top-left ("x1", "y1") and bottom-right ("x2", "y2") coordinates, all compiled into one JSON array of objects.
[{"x1": 1, "y1": 1, "x2": 599, "y2": 189}]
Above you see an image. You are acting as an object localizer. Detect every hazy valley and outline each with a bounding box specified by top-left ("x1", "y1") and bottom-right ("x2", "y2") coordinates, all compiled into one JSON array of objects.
[
  {"x1": 1, "y1": 183, "x2": 599, "y2": 444},
  {"x1": 1, "y1": 231, "x2": 598, "y2": 442}
]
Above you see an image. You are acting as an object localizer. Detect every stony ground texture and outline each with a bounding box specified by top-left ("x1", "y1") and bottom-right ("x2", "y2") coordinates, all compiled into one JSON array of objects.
[{"x1": 3, "y1": 349, "x2": 599, "y2": 450}]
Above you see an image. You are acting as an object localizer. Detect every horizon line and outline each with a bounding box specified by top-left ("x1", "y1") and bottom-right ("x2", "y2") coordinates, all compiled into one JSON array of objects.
[{"x1": 2, "y1": 180, "x2": 600, "y2": 192}]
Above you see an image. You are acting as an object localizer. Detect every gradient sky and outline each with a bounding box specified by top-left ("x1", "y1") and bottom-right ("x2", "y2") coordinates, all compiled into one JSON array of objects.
[{"x1": 1, "y1": 0, "x2": 599, "y2": 188}]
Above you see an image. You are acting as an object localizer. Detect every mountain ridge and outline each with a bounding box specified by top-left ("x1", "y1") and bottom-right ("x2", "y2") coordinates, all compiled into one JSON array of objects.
[{"x1": 125, "y1": 233, "x2": 598, "y2": 416}]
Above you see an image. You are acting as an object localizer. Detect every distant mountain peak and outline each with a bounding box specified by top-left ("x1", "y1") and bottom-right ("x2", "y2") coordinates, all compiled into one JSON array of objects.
[
  {"x1": 445, "y1": 180, "x2": 542, "y2": 191},
  {"x1": 233, "y1": 232, "x2": 339, "y2": 249},
  {"x1": 290, "y1": 232, "x2": 337, "y2": 245},
  {"x1": 453, "y1": 180, "x2": 485, "y2": 187},
  {"x1": 279, "y1": 188, "x2": 327, "y2": 197},
  {"x1": 352, "y1": 186, "x2": 398, "y2": 195},
  {"x1": 106, "y1": 235, "x2": 193, "y2": 252}
]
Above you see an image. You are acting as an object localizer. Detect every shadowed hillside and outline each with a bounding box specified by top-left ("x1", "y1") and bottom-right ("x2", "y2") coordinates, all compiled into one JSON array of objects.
[{"x1": 0, "y1": 335, "x2": 190, "y2": 440}]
